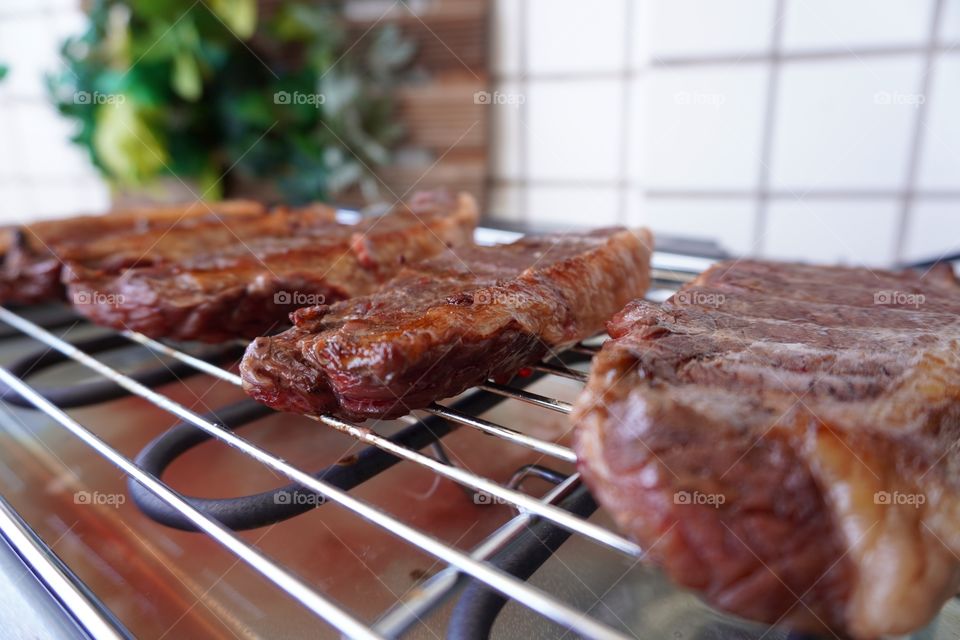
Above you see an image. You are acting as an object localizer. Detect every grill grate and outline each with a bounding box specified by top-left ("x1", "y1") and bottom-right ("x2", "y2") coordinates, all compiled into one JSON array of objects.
[{"x1": 0, "y1": 244, "x2": 711, "y2": 639}]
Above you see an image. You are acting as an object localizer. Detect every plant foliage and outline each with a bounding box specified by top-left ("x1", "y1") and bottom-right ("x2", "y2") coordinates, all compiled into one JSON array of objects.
[{"x1": 49, "y1": 0, "x2": 414, "y2": 202}]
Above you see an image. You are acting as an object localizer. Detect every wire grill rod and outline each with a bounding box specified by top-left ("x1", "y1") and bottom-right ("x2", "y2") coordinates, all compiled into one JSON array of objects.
[
  {"x1": 0, "y1": 306, "x2": 634, "y2": 640},
  {"x1": 120, "y1": 326, "x2": 635, "y2": 554},
  {"x1": 0, "y1": 366, "x2": 382, "y2": 640}
]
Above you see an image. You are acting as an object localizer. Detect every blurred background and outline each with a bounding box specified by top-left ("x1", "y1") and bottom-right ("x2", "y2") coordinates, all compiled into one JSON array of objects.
[{"x1": 0, "y1": 0, "x2": 957, "y2": 266}]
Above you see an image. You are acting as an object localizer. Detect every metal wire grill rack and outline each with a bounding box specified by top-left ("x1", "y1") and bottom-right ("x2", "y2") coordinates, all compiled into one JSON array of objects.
[{"x1": 0, "y1": 238, "x2": 713, "y2": 640}]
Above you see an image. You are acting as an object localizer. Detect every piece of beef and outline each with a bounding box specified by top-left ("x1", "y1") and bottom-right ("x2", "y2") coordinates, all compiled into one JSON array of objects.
[
  {"x1": 60, "y1": 202, "x2": 336, "y2": 276},
  {"x1": 68, "y1": 193, "x2": 479, "y2": 342},
  {"x1": 572, "y1": 259, "x2": 960, "y2": 639},
  {"x1": 240, "y1": 227, "x2": 653, "y2": 420},
  {"x1": 0, "y1": 200, "x2": 268, "y2": 304}
]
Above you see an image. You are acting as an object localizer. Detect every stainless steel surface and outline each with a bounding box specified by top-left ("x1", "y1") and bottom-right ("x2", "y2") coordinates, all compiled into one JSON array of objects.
[
  {"x1": 0, "y1": 495, "x2": 127, "y2": 640},
  {"x1": 0, "y1": 235, "x2": 956, "y2": 639},
  {"x1": 0, "y1": 358, "x2": 382, "y2": 640},
  {"x1": 0, "y1": 307, "x2": 629, "y2": 640},
  {"x1": 374, "y1": 472, "x2": 586, "y2": 638},
  {"x1": 423, "y1": 403, "x2": 576, "y2": 461}
]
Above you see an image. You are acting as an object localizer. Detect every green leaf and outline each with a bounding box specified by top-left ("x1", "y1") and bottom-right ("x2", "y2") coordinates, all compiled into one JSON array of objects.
[
  {"x1": 271, "y1": 4, "x2": 340, "y2": 43},
  {"x1": 93, "y1": 99, "x2": 168, "y2": 184},
  {"x1": 208, "y1": 0, "x2": 257, "y2": 39},
  {"x1": 368, "y1": 24, "x2": 415, "y2": 73},
  {"x1": 326, "y1": 159, "x2": 363, "y2": 194},
  {"x1": 102, "y1": 3, "x2": 132, "y2": 67},
  {"x1": 196, "y1": 165, "x2": 224, "y2": 200},
  {"x1": 0, "y1": 63, "x2": 8, "y2": 83},
  {"x1": 171, "y1": 50, "x2": 202, "y2": 100},
  {"x1": 52, "y1": 0, "x2": 410, "y2": 202},
  {"x1": 319, "y1": 72, "x2": 360, "y2": 116}
]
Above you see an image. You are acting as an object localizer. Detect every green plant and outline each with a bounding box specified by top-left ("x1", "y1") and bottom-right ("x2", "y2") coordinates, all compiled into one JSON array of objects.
[
  {"x1": 49, "y1": 0, "x2": 414, "y2": 202},
  {"x1": 0, "y1": 63, "x2": 8, "y2": 82}
]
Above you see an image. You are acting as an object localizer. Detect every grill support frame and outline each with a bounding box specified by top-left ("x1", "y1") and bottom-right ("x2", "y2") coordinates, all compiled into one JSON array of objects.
[{"x1": 0, "y1": 246, "x2": 709, "y2": 639}]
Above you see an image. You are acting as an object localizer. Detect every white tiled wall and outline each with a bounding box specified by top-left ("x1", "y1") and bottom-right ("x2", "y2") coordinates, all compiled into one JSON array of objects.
[
  {"x1": 642, "y1": 65, "x2": 768, "y2": 190},
  {"x1": 918, "y1": 55, "x2": 960, "y2": 190},
  {"x1": 646, "y1": 0, "x2": 776, "y2": 58},
  {"x1": 2, "y1": 1, "x2": 960, "y2": 268},
  {"x1": 764, "y1": 199, "x2": 901, "y2": 266},
  {"x1": 0, "y1": 1, "x2": 110, "y2": 224},
  {"x1": 781, "y1": 0, "x2": 934, "y2": 50},
  {"x1": 490, "y1": 0, "x2": 960, "y2": 266},
  {"x1": 526, "y1": 79, "x2": 624, "y2": 181},
  {"x1": 769, "y1": 56, "x2": 923, "y2": 191}
]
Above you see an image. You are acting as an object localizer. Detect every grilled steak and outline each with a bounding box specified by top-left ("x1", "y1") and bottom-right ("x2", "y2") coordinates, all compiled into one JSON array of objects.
[
  {"x1": 0, "y1": 200, "x2": 267, "y2": 304},
  {"x1": 68, "y1": 193, "x2": 479, "y2": 342},
  {"x1": 240, "y1": 227, "x2": 653, "y2": 420},
  {"x1": 572, "y1": 259, "x2": 960, "y2": 639},
  {"x1": 60, "y1": 202, "x2": 335, "y2": 275}
]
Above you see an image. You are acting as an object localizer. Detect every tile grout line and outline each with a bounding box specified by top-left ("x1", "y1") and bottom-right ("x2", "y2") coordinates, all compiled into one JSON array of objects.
[
  {"x1": 894, "y1": 0, "x2": 945, "y2": 263},
  {"x1": 752, "y1": 0, "x2": 787, "y2": 256},
  {"x1": 483, "y1": 0, "x2": 496, "y2": 219},
  {"x1": 488, "y1": 180, "x2": 960, "y2": 201},
  {"x1": 489, "y1": 41, "x2": 960, "y2": 83},
  {"x1": 616, "y1": 0, "x2": 634, "y2": 225},
  {"x1": 517, "y1": 0, "x2": 530, "y2": 226}
]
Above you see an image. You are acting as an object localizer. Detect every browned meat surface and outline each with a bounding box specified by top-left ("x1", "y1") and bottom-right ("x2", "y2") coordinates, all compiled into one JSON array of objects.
[
  {"x1": 0, "y1": 200, "x2": 267, "y2": 304},
  {"x1": 240, "y1": 227, "x2": 653, "y2": 420},
  {"x1": 572, "y1": 259, "x2": 960, "y2": 639},
  {"x1": 68, "y1": 193, "x2": 479, "y2": 342},
  {"x1": 60, "y1": 202, "x2": 335, "y2": 275}
]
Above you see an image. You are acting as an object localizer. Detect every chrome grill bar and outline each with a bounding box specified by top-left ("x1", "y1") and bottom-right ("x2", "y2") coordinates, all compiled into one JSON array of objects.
[
  {"x1": 531, "y1": 362, "x2": 588, "y2": 381},
  {"x1": 374, "y1": 472, "x2": 584, "y2": 637},
  {"x1": 0, "y1": 306, "x2": 633, "y2": 640},
  {"x1": 0, "y1": 494, "x2": 130, "y2": 640},
  {"x1": 476, "y1": 381, "x2": 574, "y2": 414},
  {"x1": 423, "y1": 403, "x2": 576, "y2": 460},
  {"x1": 307, "y1": 413, "x2": 636, "y2": 554},
  {"x1": 0, "y1": 243, "x2": 708, "y2": 638},
  {"x1": 120, "y1": 331, "x2": 243, "y2": 385},
  {"x1": 0, "y1": 366, "x2": 381, "y2": 640},
  {"x1": 122, "y1": 327, "x2": 629, "y2": 552}
]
